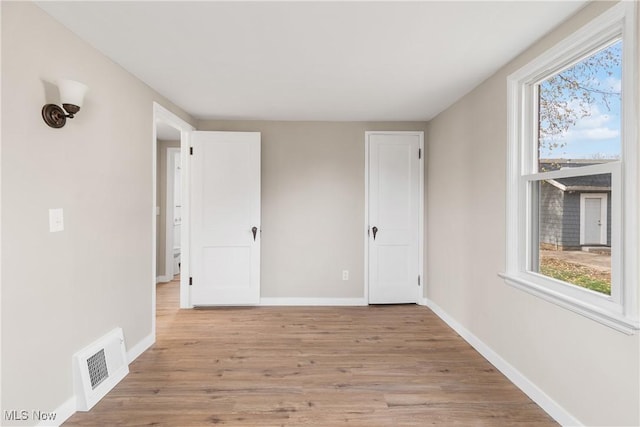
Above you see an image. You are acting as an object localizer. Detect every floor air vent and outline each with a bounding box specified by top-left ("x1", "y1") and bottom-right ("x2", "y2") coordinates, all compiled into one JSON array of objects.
[
  {"x1": 73, "y1": 328, "x2": 129, "y2": 411},
  {"x1": 87, "y1": 349, "x2": 109, "y2": 389}
]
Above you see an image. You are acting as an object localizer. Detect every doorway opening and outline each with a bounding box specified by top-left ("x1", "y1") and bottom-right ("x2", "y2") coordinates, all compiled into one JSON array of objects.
[
  {"x1": 166, "y1": 147, "x2": 182, "y2": 279},
  {"x1": 157, "y1": 136, "x2": 181, "y2": 283},
  {"x1": 152, "y1": 103, "x2": 194, "y2": 340}
]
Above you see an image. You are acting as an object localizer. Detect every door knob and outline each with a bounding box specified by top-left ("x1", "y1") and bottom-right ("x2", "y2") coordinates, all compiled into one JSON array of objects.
[
  {"x1": 372, "y1": 226, "x2": 378, "y2": 240},
  {"x1": 252, "y1": 226, "x2": 258, "y2": 241}
]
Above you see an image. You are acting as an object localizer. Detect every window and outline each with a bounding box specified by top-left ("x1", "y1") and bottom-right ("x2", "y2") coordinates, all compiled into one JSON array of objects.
[{"x1": 504, "y1": 2, "x2": 638, "y2": 333}]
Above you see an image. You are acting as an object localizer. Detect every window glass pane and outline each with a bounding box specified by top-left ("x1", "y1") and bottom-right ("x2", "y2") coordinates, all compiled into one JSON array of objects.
[
  {"x1": 538, "y1": 40, "x2": 622, "y2": 172},
  {"x1": 531, "y1": 174, "x2": 612, "y2": 295}
]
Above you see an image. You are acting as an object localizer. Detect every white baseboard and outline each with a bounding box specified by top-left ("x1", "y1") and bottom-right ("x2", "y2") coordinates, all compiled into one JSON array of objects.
[
  {"x1": 156, "y1": 275, "x2": 171, "y2": 284},
  {"x1": 424, "y1": 298, "x2": 581, "y2": 427},
  {"x1": 260, "y1": 297, "x2": 367, "y2": 306},
  {"x1": 35, "y1": 395, "x2": 76, "y2": 427},
  {"x1": 127, "y1": 333, "x2": 155, "y2": 364}
]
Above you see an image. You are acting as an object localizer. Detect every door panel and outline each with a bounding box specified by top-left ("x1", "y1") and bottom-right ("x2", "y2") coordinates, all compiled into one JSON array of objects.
[
  {"x1": 191, "y1": 131, "x2": 260, "y2": 305},
  {"x1": 202, "y1": 247, "x2": 251, "y2": 288},
  {"x1": 378, "y1": 246, "x2": 409, "y2": 283},
  {"x1": 584, "y1": 198, "x2": 602, "y2": 244},
  {"x1": 378, "y1": 144, "x2": 412, "y2": 227},
  {"x1": 368, "y1": 133, "x2": 422, "y2": 304},
  {"x1": 581, "y1": 193, "x2": 607, "y2": 245}
]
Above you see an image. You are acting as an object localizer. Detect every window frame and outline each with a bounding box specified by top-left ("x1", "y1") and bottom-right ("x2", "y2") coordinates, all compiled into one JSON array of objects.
[{"x1": 503, "y1": 2, "x2": 638, "y2": 334}]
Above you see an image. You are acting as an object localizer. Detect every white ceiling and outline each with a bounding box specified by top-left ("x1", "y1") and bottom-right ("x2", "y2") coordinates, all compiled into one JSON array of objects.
[{"x1": 37, "y1": 1, "x2": 587, "y2": 122}]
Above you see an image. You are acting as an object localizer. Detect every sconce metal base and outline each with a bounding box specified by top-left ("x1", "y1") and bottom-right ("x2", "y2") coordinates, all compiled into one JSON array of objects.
[{"x1": 42, "y1": 104, "x2": 67, "y2": 128}]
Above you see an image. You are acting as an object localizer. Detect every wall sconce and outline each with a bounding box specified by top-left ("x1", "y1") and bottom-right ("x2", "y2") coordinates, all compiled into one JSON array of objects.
[{"x1": 42, "y1": 79, "x2": 88, "y2": 128}]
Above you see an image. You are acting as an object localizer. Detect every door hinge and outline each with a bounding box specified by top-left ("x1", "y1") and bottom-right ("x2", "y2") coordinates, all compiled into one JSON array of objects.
[
  {"x1": 190, "y1": 147, "x2": 193, "y2": 155},
  {"x1": 418, "y1": 275, "x2": 421, "y2": 286},
  {"x1": 418, "y1": 148, "x2": 422, "y2": 159},
  {"x1": 189, "y1": 277, "x2": 193, "y2": 286}
]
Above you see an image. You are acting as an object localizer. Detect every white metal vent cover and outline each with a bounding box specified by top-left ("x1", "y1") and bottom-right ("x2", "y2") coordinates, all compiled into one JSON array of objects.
[{"x1": 73, "y1": 327, "x2": 129, "y2": 411}]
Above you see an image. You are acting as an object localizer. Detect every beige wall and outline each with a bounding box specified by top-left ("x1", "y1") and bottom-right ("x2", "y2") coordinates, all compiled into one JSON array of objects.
[
  {"x1": 1, "y1": 2, "x2": 194, "y2": 418},
  {"x1": 426, "y1": 1, "x2": 639, "y2": 425},
  {"x1": 198, "y1": 121, "x2": 427, "y2": 299},
  {"x1": 156, "y1": 140, "x2": 180, "y2": 278}
]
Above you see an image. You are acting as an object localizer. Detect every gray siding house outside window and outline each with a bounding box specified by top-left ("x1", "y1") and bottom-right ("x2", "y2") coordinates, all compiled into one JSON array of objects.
[{"x1": 538, "y1": 160, "x2": 612, "y2": 251}]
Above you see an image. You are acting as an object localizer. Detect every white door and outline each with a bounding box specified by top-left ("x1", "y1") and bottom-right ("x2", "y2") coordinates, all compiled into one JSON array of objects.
[
  {"x1": 190, "y1": 131, "x2": 261, "y2": 305},
  {"x1": 367, "y1": 132, "x2": 423, "y2": 304},
  {"x1": 581, "y1": 193, "x2": 607, "y2": 245}
]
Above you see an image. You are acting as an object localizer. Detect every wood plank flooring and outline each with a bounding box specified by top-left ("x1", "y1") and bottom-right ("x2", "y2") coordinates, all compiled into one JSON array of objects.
[{"x1": 64, "y1": 280, "x2": 557, "y2": 426}]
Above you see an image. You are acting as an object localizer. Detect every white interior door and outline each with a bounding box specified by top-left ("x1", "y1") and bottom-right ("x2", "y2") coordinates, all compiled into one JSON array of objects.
[
  {"x1": 367, "y1": 132, "x2": 422, "y2": 304},
  {"x1": 190, "y1": 131, "x2": 261, "y2": 305}
]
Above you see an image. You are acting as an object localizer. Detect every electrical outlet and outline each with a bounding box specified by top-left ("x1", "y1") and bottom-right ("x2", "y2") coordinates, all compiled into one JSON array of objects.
[{"x1": 342, "y1": 270, "x2": 349, "y2": 281}]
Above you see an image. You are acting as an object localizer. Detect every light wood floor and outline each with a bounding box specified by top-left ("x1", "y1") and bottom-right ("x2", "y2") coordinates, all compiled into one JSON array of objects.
[{"x1": 64, "y1": 280, "x2": 557, "y2": 426}]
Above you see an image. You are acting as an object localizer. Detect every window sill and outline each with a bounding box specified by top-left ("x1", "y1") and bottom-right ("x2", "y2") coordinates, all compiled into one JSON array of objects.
[{"x1": 499, "y1": 273, "x2": 639, "y2": 335}]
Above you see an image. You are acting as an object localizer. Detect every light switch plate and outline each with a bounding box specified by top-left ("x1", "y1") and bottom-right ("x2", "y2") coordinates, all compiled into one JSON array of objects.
[{"x1": 49, "y1": 208, "x2": 64, "y2": 232}]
